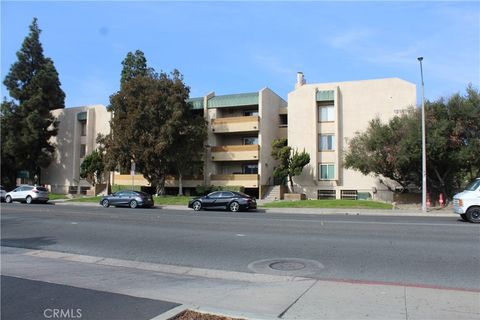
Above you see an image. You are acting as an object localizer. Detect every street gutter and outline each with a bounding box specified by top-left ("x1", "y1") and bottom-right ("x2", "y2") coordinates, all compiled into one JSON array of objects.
[{"x1": 50, "y1": 200, "x2": 455, "y2": 217}]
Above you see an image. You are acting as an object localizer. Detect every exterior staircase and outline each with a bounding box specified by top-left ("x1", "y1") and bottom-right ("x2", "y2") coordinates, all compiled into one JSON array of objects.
[{"x1": 263, "y1": 185, "x2": 282, "y2": 201}]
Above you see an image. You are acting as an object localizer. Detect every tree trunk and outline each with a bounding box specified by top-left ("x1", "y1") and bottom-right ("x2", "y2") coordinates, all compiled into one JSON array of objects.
[
  {"x1": 178, "y1": 171, "x2": 183, "y2": 196},
  {"x1": 288, "y1": 174, "x2": 294, "y2": 193},
  {"x1": 156, "y1": 175, "x2": 166, "y2": 195}
]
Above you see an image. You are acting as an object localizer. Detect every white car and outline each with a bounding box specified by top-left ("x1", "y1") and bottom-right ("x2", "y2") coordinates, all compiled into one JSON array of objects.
[
  {"x1": 0, "y1": 185, "x2": 6, "y2": 202},
  {"x1": 5, "y1": 185, "x2": 49, "y2": 204},
  {"x1": 453, "y1": 178, "x2": 480, "y2": 223}
]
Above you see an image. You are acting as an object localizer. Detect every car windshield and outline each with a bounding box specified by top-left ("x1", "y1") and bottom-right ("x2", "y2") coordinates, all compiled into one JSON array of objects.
[{"x1": 465, "y1": 179, "x2": 480, "y2": 191}]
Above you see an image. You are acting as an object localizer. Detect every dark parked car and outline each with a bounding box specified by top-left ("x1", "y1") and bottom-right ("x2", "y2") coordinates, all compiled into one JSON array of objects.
[
  {"x1": 0, "y1": 185, "x2": 6, "y2": 202},
  {"x1": 188, "y1": 191, "x2": 257, "y2": 212},
  {"x1": 100, "y1": 190, "x2": 154, "y2": 208}
]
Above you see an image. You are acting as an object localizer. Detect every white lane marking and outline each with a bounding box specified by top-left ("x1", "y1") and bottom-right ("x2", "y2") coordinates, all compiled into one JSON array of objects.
[
  {"x1": 71, "y1": 222, "x2": 78, "y2": 225},
  {"x1": 236, "y1": 234, "x2": 245, "y2": 237}
]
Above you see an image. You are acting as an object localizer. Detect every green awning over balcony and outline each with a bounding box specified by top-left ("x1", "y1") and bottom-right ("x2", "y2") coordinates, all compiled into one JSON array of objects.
[
  {"x1": 207, "y1": 92, "x2": 259, "y2": 108},
  {"x1": 77, "y1": 112, "x2": 87, "y2": 121},
  {"x1": 187, "y1": 97, "x2": 204, "y2": 110},
  {"x1": 316, "y1": 90, "x2": 335, "y2": 102}
]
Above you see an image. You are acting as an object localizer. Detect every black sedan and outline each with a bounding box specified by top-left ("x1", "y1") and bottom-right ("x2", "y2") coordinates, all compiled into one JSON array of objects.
[
  {"x1": 188, "y1": 191, "x2": 257, "y2": 212},
  {"x1": 100, "y1": 190, "x2": 154, "y2": 208}
]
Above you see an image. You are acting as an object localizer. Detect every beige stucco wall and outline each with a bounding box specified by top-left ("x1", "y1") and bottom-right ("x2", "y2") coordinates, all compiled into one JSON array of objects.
[
  {"x1": 259, "y1": 88, "x2": 288, "y2": 186},
  {"x1": 42, "y1": 105, "x2": 111, "y2": 193},
  {"x1": 288, "y1": 78, "x2": 416, "y2": 201}
]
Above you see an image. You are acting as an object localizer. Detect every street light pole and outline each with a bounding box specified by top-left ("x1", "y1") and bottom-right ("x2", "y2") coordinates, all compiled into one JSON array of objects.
[{"x1": 418, "y1": 57, "x2": 427, "y2": 212}]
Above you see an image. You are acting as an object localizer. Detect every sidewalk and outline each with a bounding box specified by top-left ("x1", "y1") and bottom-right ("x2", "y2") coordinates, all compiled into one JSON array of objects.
[
  {"x1": 51, "y1": 199, "x2": 455, "y2": 217},
  {"x1": 2, "y1": 246, "x2": 478, "y2": 320}
]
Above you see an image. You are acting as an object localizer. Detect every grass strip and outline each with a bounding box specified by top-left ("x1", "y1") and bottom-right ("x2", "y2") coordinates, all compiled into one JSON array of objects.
[{"x1": 261, "y1": 199, "x2": 392, "y2": 209}]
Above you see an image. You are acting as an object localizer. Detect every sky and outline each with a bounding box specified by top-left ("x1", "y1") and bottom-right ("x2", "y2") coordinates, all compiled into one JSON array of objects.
[{"x1": 1, "y1": 1, "x2": 479, "y2": 108}]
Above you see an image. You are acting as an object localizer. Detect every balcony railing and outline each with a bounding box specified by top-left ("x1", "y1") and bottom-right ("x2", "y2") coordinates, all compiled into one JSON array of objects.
[
  {"x1": 210, "y1": 144, "x2": 259, "y2": 161},
  {"x1": 165, "y1": 175, "x2": 204, "y2": 188},
  {"x1": 112, "y1": 174, "x2": 203, "y2": 188},
  {"x1": 210, "y1": 174, "x2": 259, "y2": 188},
  {"x1": 211, "y1": 116, "x2": 259, "y2": 133}
]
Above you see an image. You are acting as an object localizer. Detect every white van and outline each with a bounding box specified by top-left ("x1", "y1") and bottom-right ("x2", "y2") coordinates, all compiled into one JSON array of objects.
[{"x1": 453, "y1": 178, "x2": 480, "y2": 223}]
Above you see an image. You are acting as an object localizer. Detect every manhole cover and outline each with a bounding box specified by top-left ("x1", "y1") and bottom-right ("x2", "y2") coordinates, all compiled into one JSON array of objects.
[
  {"x1": 269, "y1": 261, "x2": 306, "y2": 271},
  {"x1": 248, "y1": 258, "x2": 324, "y2": 277}
]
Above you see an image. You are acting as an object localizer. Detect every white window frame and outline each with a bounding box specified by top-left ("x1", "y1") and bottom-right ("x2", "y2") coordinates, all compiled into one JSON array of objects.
[
  {"x1": 319, "y1": 163, "x2": 335, "y2": 180},
  {"x1": 319, "y1": 134, "x2": 335, "y2": 151},
  {"x1": 318, "y1": 105, "x2": 335, "y2": 122}
]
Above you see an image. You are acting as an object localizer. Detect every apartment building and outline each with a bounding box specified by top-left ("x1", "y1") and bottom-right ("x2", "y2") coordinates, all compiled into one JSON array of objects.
[
  {"x1": 40, "y1": 75, "x2": 416, "y2": 201},
  {"x1": 288, "y1": 74, "x2": 416, "y2": 201},
  {"x1": 112, "y1": 88, "x2": 287, "y2": 198},
  {"x1": 42, "y1": 105, "x2": 111, "y2": 194}
]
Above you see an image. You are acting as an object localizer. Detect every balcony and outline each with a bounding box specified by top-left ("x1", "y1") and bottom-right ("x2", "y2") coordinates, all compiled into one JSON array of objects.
[
  {"x1": 210, "y1": 174, "x2": 259, "y2": 188},
  {"x1": 111, "y1": 174, "x2": 203, "y2": 188},
  {"x1": 165, "y1": 175, "x2": 204, "y2": 188},
  {"x1": 211, "y1": 145, "x2": 259, "y2": 161},
  {"x1": 211, "y1": 116, "x2": 259, "y2": 134}
]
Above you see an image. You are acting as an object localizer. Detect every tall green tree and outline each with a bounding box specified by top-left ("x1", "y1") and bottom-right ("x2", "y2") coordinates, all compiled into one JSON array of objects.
[
  {"x1": 80, "y1": 150, "x2": 105, "y2": 185},
  {"x1": 171, "y1": 105, "x2": 207, "y2": 196},
  {"x1": 345, "y1": 85, "x2": 480, "y2": 198},
  {"x1": 101, "y1": 51, "x2": 207, "y2": 195},
  {"x1": 120, "y1": 50, "x2": 153, "y2": 88},
  {"x1": 271, "y1": 138, "x2": 310, "y2": 192},
  {"x1": 1, "y1": 18, "x2": 65, "y2": 187}
]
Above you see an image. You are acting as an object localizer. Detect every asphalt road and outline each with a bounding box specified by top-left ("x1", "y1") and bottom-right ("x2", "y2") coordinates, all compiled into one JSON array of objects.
[{"x1": 1, "y1": 203, "x2": 479, "y2": 291}]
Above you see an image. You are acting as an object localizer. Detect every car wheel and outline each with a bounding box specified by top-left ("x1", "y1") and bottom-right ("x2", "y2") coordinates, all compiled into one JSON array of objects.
[
  {"x1": 102, "y1": 199, "x2": 110, "y2": 208},
  {"x1": 460, "y1": 213, "x2": 469, "y2": 222},
  {"x1": 466, "y1": 207, "x2": 480, "y2": 223},
  {"x1": 129, "y1": 200, "x2": 138, "y2": 209},
  {"x1": 26, "y1": 196, "x2": 32, "y2": 204},
  {"x1": 229, "y1": 201, "x2": 240, "y2": 212},
  {"x1": 192, "y1": 201, "x2": 202, "y2": 211},
  {"x1": 5, "y1": 195, "x2": 12, "y2": 203}
]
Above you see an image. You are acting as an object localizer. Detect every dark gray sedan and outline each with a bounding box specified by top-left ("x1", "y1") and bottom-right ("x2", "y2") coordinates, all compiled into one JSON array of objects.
[
  {"x1": 100, "y1": 190, "x2": 154, "y2": 208},
  {"x1": 188, "y1": 191, "x2": 257, "y2": 212}
]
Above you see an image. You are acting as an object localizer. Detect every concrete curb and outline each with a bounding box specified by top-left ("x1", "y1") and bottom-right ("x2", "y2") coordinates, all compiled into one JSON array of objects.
[
  {"x1": 149, "y1": 305, "x2": 189, "y2": 320},
  {"x1": 50, "y1": 200, "x2": 455, "y2": 217}
]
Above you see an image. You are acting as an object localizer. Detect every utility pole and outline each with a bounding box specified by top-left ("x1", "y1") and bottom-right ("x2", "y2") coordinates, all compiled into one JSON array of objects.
[{"x1": 418, "y1": 57, "x2": 427, "y2": 212}]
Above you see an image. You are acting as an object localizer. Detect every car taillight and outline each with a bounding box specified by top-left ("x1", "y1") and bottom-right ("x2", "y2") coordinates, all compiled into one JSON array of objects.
[{"x1": 32, "y1": 189, "x2": 39, "y2": 193}]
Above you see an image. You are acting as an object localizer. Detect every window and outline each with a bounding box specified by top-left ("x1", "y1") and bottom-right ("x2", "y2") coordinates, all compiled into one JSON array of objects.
[
  {"x1": 279, "y1": 114, "x2": 288, "y2": 127},
  {"x1": 242, "y1": 164, "x2": 258, "y2": 174},
  {"x1": 341, "y1": 190, "x2": 358, "y2": 200},
  {"x1": 80, "y1": 144, "x2": 86, "y2": 158},
  {"x1": 221, "y1": 192, "x2": 234, "y2": 198},
  {"x1": 319, "y1": 134, "x2": 335, "y2": 151},
  {"x1": 318, "y1": 190, "x2": 336, "y2": 200},
  {"x1": 80, "y1": 121, "x2": 87, "y2": 136},
  {"x1": 208, "y1": 192, "x2": 222, "y2": 198},
  {"x1": 319, "y1": 163, "x2": 335, "y2": 180},
  {"x1": 243, "y1": 137, "x2": 258, "y2": 145},
  {"x1": 318, "y1": 105, "x2": 335, "y2": 122},
  {"x1": 244, "y1": 110, "x2": 259, "y2": 116}
]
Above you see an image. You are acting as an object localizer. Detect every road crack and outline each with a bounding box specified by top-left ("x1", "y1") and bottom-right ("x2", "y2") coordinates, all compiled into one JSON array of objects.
[{"x1": 277, "y1": 280, "x2": 318, "y2": 318}]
